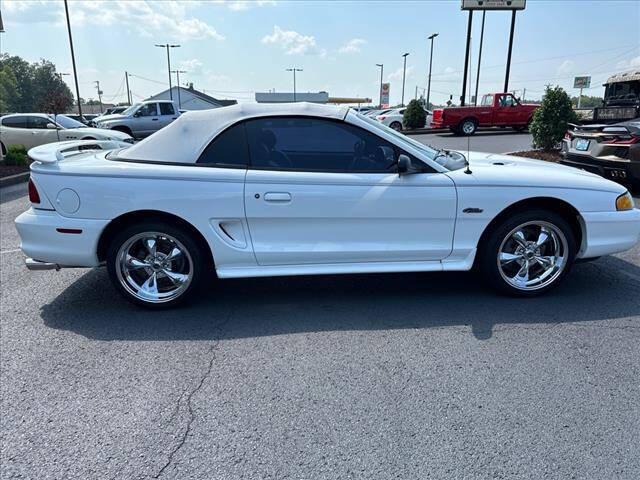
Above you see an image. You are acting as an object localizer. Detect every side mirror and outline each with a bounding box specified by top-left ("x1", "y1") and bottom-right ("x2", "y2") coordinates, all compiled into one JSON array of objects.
[
  {"x1": 397, "y1": 154, "x2": 414, "y2": 176},
  {"x1": 133, "y1": 110, "x2": 141, "y2": 117},
  {"x1": 46, "y1": 122, "x2": 57, "y2": 129}
]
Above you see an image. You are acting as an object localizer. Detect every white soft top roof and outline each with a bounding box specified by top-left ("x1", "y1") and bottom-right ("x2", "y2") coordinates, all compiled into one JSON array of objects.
[{"x1": 121, "y1": 102, "x2": 350, "y2": 163}]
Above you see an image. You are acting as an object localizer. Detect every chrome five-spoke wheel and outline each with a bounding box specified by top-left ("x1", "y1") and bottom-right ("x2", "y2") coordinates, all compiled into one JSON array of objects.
[
  {"x1": 115, "y1": 232, "x2": 194, "y2": 304},
  {"x1": 497, "y1": 221, "x2": 569, "y2": 291}
]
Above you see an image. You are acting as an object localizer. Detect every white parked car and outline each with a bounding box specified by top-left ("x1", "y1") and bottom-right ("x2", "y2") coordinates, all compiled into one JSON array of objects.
[
  {"x1": 15, "y1": 103, "x2": 640, "y2": 308},
  {"x1": 0, "y1": 113, "x2": 133, "y2": 154},
  {"x1": 376, "y1": 108, "x2": 433, "y2": 131}
]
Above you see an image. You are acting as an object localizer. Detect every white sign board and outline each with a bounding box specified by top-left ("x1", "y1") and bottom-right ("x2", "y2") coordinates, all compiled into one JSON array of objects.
[
  {"x1": 462, "y1": 0, "x2": 526, "y2": 10},
  {"x1": 573, "y1": 76, "x2": 591, "y2": 89},
  {"x1": 380, "y1": 83, "x2": 390, "y2": 108}
]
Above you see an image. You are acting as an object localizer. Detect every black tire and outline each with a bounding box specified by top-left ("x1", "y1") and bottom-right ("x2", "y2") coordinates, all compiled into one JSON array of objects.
[
  {"x1": 106, "y1": 221, "x2": 207, "y2": 308},
  {"x1": 111, "y1": 126, "x2": 133, "y2": 137},
  {"x1": 459, "y1": 118, "x2": 477, "y2": 136},
  {"x1": 390, "y1": 121, "x2": 403, "y2": 131},
  {"x1": 479, "y1": 210, "x2": 577, "y2": 297}
]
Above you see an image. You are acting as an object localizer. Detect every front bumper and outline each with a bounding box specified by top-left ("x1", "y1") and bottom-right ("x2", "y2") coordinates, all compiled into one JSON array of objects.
[
  {"x1": 580, "y1": 208, "x2": 640, "y2": 258},
  {"x1": 15, "y1": 208, "x2": 109, "y2": 268}
]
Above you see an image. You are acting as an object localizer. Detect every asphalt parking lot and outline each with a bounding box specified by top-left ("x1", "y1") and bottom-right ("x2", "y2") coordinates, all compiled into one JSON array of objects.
[
  {"x1": 2, "y1": 154, "x2": 640, "y2": 479},
  {"x1": 412, "y1": 129, "x2": 534, "y2": 154}
]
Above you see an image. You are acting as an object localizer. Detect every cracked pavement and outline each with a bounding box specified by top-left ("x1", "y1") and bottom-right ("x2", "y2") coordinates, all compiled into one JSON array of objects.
[{"x1": 2, "y1": 183, "x2": 640, "y2": 479}]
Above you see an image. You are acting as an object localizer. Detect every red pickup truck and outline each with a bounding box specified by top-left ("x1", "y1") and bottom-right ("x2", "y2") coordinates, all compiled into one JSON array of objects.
[{"x1": 431, "y1": 93, "x2": 539, "y2": 135}]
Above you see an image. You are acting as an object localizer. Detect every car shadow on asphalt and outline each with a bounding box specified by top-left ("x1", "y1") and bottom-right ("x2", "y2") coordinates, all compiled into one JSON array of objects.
[{"x1": 39, "y1": 255, "x2": 640, "y2": 341}]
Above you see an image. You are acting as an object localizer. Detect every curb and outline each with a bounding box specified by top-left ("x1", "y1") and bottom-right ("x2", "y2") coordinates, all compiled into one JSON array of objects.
[{"x1": 0, "y1": 171, "x2": 30, "y2": 188}]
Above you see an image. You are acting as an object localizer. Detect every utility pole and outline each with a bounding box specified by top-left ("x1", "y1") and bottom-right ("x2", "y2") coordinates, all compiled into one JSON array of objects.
[
  {"x1": 125, "y1": 72, "x2": 131, "y2": 105},
  {"x1": 376, "y1": 63, "x2": 384, "y2": 107},
  {"x1": 64, "y1": 0, "x2": 82, "y2": 117},
  {"x1": 504, "y1": 10, "x2": 517, "y2": 93},
  {"x1": 474, "y1": 11, "x2": 486, "y2": 106},
  {"x1": 155, "y1": 43, "x2": 180, "y2": 100},
  {"x1": 426, "y1": 33, "x2": 438, "y2": 110},
  {"x1": 171, "y1": 70, "x2": 186, "y2": 109},
  {"x1": 94, "y1": 80, "x2": 103, "y2": 113},
  {"x1": 461, "y1": 10, "x2": 473, "y2": 106},
  {"x1": 401, "y1": 52, "x2": 409, "y2": 106},
  {"x1": 286, "y1": 68, "x2": 302, "y2": 102}
]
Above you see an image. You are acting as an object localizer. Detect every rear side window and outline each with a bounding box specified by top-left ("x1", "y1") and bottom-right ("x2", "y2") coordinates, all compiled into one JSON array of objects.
[
  {"x1": 159, "y1": 103, "x2": 175, "y2": 115},
  {"x1": 1, "y1": 116, "x2": 27, "y2": 128},
  {"x1": 197, "y1": 123, "x2": 250, "y2": 167}
]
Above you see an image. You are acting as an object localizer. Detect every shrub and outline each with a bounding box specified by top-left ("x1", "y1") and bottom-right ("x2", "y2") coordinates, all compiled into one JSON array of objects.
[
  {"x1": 530, "y1": 85, "x2": 578, "y2": 151},
  {"x1": 5, "y1": 144, "x2": 29, "y2": 166},
  {"x1": 403, "y1": 99, "x2": 427, "y2": 129}
]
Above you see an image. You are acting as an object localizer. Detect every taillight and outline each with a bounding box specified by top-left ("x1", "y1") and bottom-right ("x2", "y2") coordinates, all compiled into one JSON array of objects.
[
  {"x1": 378, "y1": 116, "x2": 386, "y2": 120},
  {"x1": 28, "y1": 178, "x2": 41, "y2": 204},
  {"x1": 608, "y1": 136, "x2": 640, "y2": 145}
]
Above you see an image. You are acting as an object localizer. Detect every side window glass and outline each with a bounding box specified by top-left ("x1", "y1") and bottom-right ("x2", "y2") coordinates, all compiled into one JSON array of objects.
[
  {"x1": 28, "y1": 116, "x2": 52, "y2": 129},
  {"x1": 245, "y1": 117, "x2": 397, "y2": 173},
  {"x1": 197, "y1": 123, "x2": 249, "y2": 167},
  {"x1": 159, "y1": 103, "x2": 175, "y2": 115},
  {"x1": 1, "y1": 116, "x2": 28, "y2": 128},
  {"x1": 138, "y1": 104, "x2": 158, "y2": 117}
]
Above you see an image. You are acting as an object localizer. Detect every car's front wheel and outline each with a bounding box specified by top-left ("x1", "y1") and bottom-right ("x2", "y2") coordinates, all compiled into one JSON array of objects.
[
  {"x1": 106, "y1": 222, "x2": 205, "y2": 308},
  {"x1": 389, "y1": 121, "x2": 403, "y2": 131},
  {"x1": 480, "y1": 211, "x2": 576, "y2": 296}
]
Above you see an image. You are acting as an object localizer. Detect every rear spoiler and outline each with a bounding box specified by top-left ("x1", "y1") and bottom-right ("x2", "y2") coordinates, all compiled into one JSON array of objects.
[
  {"x1": 567, "y1": 123, "x2": 631, "y2": 135},
  {"x1": 28, "y1": 140, "x2": 131, "y2": 164}
]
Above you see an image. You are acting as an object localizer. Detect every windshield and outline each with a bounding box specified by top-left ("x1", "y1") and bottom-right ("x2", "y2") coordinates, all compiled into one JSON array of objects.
[
  {"x1": 356, "y1": 112, "x2": 466, "y2": 171},
  {"x1": 122, "y1": 103, "x2": 141, "y2": 115},
  {"x1": 50, "y1": 114, "x2": 85, "y2": 129}
]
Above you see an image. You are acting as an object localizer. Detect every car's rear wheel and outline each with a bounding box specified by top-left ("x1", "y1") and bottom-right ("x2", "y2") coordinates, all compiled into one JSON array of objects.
[
  {"x1": 106, "y1": 222, "x2": 205, "y2": 308},
  {"x1": 390, "y1": 121, "x2": 403, "y2": 131},
  {"x1": 459, "y1": 118, "x2": 477, "y2": 135},
  {"x1": 480, "y1": 210, "x2": 576, "y2": 296}
]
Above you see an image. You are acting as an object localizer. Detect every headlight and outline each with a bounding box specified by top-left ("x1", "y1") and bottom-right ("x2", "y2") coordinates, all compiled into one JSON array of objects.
[{"x1": 616, "y1": 191, "x2": 635, "y2": 211}]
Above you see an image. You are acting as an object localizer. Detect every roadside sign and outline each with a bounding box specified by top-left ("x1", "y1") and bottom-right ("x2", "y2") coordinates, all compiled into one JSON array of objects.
[
  {"x1": 380, "y1": 83, "x2": 390, "y2": 108},
  {"x1": 573, "y1": 76, "x2": 591, "y2": 89},
  {"x1": 462, "y1": 0, "x2": 526, "y2": 10}
]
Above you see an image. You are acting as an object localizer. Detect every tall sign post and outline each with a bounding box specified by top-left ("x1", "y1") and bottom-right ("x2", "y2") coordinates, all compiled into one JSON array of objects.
[
  {"x1": 461, "y1": 0, "x2": 526, "y2": 101},
  {"x1": 380, "y1": 83, "x2": 390, "y2": 108},
  {"x1": 573, "y1": 76, "x2": 591, "y2": 109}
]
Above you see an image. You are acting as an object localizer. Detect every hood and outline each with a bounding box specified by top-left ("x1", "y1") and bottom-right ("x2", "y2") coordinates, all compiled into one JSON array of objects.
[
  {"x1": 96, "y1": 113, "x2": 129, "y2": 123},
  {"x1": 70, "y1": 127, "x2": 132, "y2": 140},
  {"x1": 450, "y1": 151, "x2": 626, "y2": 194}
]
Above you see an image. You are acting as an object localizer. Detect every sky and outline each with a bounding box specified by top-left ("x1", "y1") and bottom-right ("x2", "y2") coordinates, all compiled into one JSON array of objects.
[{"x1": 1, "y1": 0, "x2": 639, "y2": 106}]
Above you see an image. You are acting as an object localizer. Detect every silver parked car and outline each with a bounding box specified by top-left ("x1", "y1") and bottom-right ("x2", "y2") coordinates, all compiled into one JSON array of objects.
[{"x1": 95, "y1": 101, "x2": 180, "y2": 139}]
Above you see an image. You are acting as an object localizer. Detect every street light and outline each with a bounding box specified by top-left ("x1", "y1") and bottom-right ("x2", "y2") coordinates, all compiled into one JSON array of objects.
[
  {"x1": 171, "y1": 70, "x2": 186, "y2": 109},
  {"x1": 376, "y1": 63, "x2": 384, "y2": 107},
  {"x1": 155, "y1": 43, "x2": 180, "y2": 100},
  {"x1": 286, "y1": 68, "x2": 303, "y2": 102},
  {"x1": 426, "y1": 33, "x2": 438, "y2": 110},
  {"x1": 401, "y1": 53, "x2": 409, "y2": 107}
]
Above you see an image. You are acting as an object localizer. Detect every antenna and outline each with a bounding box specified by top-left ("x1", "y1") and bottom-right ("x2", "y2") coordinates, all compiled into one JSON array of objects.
[{"x1": 464, "y1": 135, "x2": 472, "y2": 174}]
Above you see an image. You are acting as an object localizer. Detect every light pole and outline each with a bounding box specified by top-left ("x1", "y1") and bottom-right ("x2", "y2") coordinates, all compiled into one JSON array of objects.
[
  {"x1": 63, "y1": 0, "x2": 82, "y2": 118},
  {"x1": 401, "y1": 52, "x2": 409, "y2": 106},
  {"x1": 155, "y1": 43, "x2": 180, "y2": 100},
  {"x1": 286, "y1": 68, "x2": 302, "y2": 102},
  {"x1": 94, "y1": 80, "x2": 103, "y2": 113},
  {"x1": 426, "y1": 33, "x2": 438, "y2": 110},
  {"x1": 171, "y1": 70, "x2": 186, "y2": 109},
  {"x1": 376, "y1": 63, "x2": 384, "y2": 107},
  {"x1": 125, "y1": 71, "x2": 132, "y2": 105}
]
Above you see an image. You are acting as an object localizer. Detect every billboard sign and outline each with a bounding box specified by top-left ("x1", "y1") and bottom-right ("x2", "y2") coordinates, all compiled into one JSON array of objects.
[
  {"x1": 573, "y1": 76, "x2": 591, "y2": 89},
  {"x1": 380, "y1": 83, "x2": 390, "y2": 107},
  {"x1": 462, "y1": 0, "x2": 526, "y2": 10}
]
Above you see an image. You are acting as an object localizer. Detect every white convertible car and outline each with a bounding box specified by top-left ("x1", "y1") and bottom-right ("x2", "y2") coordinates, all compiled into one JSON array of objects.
[{"x1": 15, "y1": 103, "x2": 640, "y2": 308}]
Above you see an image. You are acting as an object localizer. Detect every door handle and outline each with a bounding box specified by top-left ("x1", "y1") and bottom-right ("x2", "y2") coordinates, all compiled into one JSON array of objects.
[
  {"x1": 151, "y1": 118, "x2": 159, "y2": 121},
  {"x1": 263, "y1": 192, "x2": 291, "y2": 203}
]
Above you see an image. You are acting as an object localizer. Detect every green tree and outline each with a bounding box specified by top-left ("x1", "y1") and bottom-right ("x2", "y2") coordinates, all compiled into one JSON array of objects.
[
  {"x1": 0, "y1": 65, "x2": 20, "y2": 112},
  {"x1": 530, "y1": 85, "x2": 578, "y2": 151},
  {"x1": 403, "y1": 99, "x2": 427, "y2": 129},
  {"x1": 0, "y1": 54, "x2": 74, "y2": 113}
]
